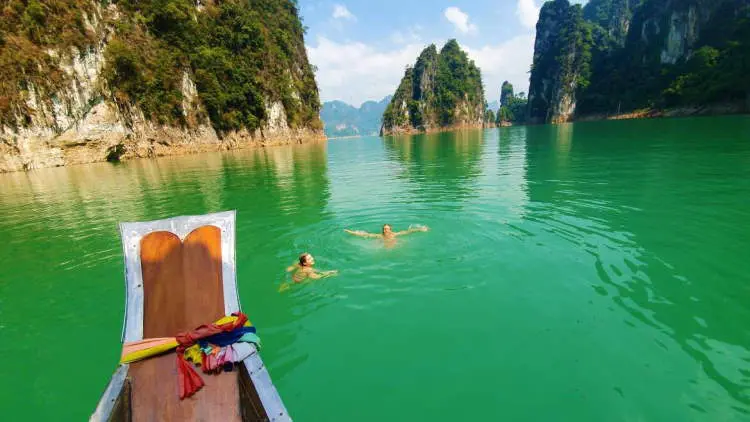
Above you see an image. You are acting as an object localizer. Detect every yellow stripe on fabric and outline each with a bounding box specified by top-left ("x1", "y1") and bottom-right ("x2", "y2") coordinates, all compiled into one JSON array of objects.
[
  {"x1": 120, "y1": 340, "x2": 179, "y2": 363},
  {"x1": 119, "y1": 315, "x2": 251, "y2": 364},
  {"x1": 214, "y1": 315, "x2": 253, "y2": 327},
  {"x1": 214, "y1": 316, "x2": 237, "y2": 325}
]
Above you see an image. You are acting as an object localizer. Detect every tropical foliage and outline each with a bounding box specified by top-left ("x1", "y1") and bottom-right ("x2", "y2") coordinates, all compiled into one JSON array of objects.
[
  {"x1": 0, "y1": 0, "x2": 99, "y2": 127},
  {"x1": 434, "y1": 40, "x2": 484, "y2": 125},
  {"x1": 484, "y1": 108, "x2": 496, "y2": 124},
  {"x1": 497, "y1": 95, "x2": 528, "y2": 124},
  {"x1": 528, "y1": 0, "x2": 591, "y2": 121},
  {"x1": 1, "y1": 0, "x2": 321, "y2": 133},
  {"x1": 382, "y1": 40, "x2": 484, "y2": 131},
  {"x1": 530, "y1": 0, "x2": 750, "y2": 120}
]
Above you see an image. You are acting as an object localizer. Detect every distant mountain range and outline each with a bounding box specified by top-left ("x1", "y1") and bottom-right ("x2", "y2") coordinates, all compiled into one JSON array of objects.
[
  {"x1": 321, "y1": 96, "x2": 392, "y2": 138},
  {"x1": 486, "y1": 100, "x2": 500, "y2": 113}
]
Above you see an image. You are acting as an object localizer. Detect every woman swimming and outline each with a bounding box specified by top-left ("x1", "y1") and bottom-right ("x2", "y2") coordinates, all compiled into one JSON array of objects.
[{"x1": 286, "y1": 252, "x2": 338, "y2": 283}]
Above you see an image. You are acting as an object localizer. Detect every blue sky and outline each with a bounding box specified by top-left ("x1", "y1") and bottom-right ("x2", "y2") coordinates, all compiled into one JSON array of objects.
[{"x1": 301, "y1": 0, "x2": 586, "y2": 106}]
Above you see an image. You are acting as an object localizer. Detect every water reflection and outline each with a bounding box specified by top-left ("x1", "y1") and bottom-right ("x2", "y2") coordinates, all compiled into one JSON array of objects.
[
  {"x1": 522, "y1": 117, "x2": 750, "y2": 415},
  {"x1": 218, "y1": 143, "x2": 331, "y2": 223},
  {"x1": 382, "y1": 129, "x2": 484, "y2": 205},
  {"x1": 2, "y1": 117, "x2": 750, "y2": 420},
  {"x1": 495, "y1": 127, "x2": 530, "y2": 220}
]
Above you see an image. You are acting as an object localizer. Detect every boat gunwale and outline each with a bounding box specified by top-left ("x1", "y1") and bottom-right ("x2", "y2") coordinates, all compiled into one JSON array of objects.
[{"x1": 91, "y1": 210, "x2": 291, "y2": 421}]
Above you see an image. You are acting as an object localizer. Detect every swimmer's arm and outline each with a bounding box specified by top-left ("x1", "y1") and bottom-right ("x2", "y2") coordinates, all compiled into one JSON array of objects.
[
  {"x1": 395, "y1": 225, "x2": 430, "y2": 236},
  {"x1": 309, "y1": 269, "x2": 338, "y2": 279},
  {"x1": 286, "y1": 263, "x2": 299, "y2": 272},
  {"x1": 344, "y1": 229, "x2": 380, "y2": 238}
]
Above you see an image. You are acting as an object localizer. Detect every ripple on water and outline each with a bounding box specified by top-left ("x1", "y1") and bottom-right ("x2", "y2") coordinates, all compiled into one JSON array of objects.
[{"x1": 3, "y1": 120, "x2": 750, "y2": 420}]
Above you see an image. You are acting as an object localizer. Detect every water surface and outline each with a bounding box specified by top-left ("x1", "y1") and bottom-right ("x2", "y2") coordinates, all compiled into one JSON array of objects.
[{"x1": 1, "y1": 116, "x2": 749, "y2": 420}]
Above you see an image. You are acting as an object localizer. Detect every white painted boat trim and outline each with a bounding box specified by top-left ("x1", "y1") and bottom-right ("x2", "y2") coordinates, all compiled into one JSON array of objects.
[{"x1": 92, "y1": 211, "x2": 290, "y2": 420}]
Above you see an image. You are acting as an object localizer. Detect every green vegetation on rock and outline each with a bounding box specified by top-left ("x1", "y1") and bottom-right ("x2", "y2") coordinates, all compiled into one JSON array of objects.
[
  {"x1": 496, "y1": 81, "x2": 528, "y2": 124},
  {"x1": 0, "y1": 0, "x2": 321, "y2": 134},
  {"x1": 528, "y1": 0, "x2": 592, "y2": 123},
  {"x1": 500, "y1": 82, "x2": 515, "y2": 107},
  {"x1": 382, "y1": 40, "x2": 484, "y2": 134},
  {"x1": 0, "y1": 0, "x2": 99, "y2": 127},
  {"x1": 529, "y1": 0, "x2": 750, "y2": 122},
  {"x1": 484, "y1": 108, "x2": 496, "y2": 124},
  {"x1": 107, "y1": 0, "x2": 321, "y2": 132}
]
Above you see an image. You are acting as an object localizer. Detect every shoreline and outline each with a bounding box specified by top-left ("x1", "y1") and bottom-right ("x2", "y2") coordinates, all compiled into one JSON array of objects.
[
  {"x1": 574, "y1": 101, "x2": 747, "y2": 123},
  {"x1": 381, "y1": 122, "x2": 486, "y2": 136},
  {"x1": 326, "y1": 134, "x2": 369, "y2": 140},
  {"x1": 7, "y1": 104, "x2": 745, "y2": 174},
  {"x1": 378, "y1": 105, "x2": 748, "y2": 135},
  {"x1": 0, "y1": 130, "x2": 327, "y2": 173}
]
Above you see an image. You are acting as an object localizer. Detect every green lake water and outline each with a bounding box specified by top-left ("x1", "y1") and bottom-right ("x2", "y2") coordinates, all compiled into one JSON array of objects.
[{"x1": 1, "y1": 116, "x2": 749, "y2": 421}]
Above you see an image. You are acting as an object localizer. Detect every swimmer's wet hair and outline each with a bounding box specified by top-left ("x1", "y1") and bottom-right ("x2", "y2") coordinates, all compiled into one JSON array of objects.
[{"x1": 299, "y1": 253, "x2": 311, "y2": 266}]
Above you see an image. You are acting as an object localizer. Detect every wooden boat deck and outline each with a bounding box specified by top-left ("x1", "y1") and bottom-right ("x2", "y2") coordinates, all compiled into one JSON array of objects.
[{"x1": 91, "y1": 211, "x2": 290, "y2": 421}]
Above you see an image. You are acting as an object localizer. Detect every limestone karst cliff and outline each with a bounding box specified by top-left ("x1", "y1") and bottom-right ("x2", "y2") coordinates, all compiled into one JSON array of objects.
[
  {"x1": 381, "y1": 40, "x2": 485, "y2": 135},
  {"x1": 0, "y1": 0, "x2": 324, "y2": 172},
  {"x1": 527, "y1": 0, "x2": 750, "y2": 123}
]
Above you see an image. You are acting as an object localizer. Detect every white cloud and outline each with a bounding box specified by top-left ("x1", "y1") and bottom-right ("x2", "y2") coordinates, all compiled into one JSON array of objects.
[
  {"x1": 516, "y1": 0, "x2": 541, "y2": 30},
  {"x1": 332, "y1": 4, "x2": 356, "y2": 21},
  {"x1": 444, "y1": 7, "x2": 477, "y2": 34},
  {"x1": 308, "y1": 34, "x2": 536, "y2": 106},
  {"x1": 307, "y1": 36, "x2": 426, "y2": 105},
  {"x1": 390, "y1": 25, "x2": 423, "y2": 44},
  {"x1": 464, "y1": 35, "x2": 536, "y2": 102}
]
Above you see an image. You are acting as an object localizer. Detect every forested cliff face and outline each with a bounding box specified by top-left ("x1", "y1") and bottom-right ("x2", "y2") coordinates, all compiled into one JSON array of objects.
[
  {"x1": 0, "y1": 0, "x2": 324, "y2": 172},
  {"x1": 527, "y1": 0, "x2": 590, "y2": 124},
  {"x1": 381, "y1": 40, "x2": 485, "y2": 135},
  {"x1": 496, "y1": 81, "x2": 528, "y2": 125},
  {"x1": 528, "y1": 0, "x2": 750, "y2": 123}
]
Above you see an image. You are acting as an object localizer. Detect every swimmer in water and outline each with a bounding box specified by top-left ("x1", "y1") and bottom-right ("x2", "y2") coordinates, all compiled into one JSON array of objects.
[
  {"x1": 344, "y1": 224, "x2": 429, "y2": 244},
  {"x1": 286, "y1": 253, "x2": 338, "y2": 283}
]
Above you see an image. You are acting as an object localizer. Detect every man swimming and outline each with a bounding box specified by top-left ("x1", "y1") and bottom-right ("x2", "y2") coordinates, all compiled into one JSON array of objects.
[
  {"x1": 286, "y1": 253, "x2": 338, "y2": 283},
  {"x1": 344, "y1": 224, "x2": 429, "y2": 243}
]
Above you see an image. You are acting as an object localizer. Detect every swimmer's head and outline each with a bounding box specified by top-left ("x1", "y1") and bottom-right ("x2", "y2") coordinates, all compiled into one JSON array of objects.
[
  {"x1": 382, "y1": 224, "x2": 393, "y2": 235},
  {"x1": 299, "y1": 253, "x2": 314, "y2": 267}
]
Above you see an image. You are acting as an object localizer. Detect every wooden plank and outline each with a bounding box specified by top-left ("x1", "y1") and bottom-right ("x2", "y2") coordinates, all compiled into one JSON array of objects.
[
  {"x1": 183, "y1": 226, "x2": 225, "y2": 326},
  {"x1": 140, "y1": 232, "x2": 184, "y2": 335},
  {"x1": 111, "y1": 375, "x2": 132, "y2": 422},
  {"x1": 119, "y1": 211, "x2": 238, "y2": 343},
  {"x1": 128, "y1": 227, "x2": 241, "y2": 422}
]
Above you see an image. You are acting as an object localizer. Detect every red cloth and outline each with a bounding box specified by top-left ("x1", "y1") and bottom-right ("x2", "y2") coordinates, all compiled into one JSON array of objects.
[
  {"x1": 177, "y1": 354, "x2": 205, "y2": 399},
  {"x1": 175, "y1": 313, "x2": 248, "y2": 347},
  {"x1": 173, "y1": 312, "x2": 248, "y2": 399}
]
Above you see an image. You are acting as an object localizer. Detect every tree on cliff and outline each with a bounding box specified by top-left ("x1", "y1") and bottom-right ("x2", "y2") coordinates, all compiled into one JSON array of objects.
[
  {"x1": 529, "y1": 0, "x2": 750, "y2": 120},
  {"x1": 381, "y1": 39, "x2": 484, "y2": 134},
  {"x1": 0, "y1": 0, "x2": 322, "y2": 133},
  {"x1": 661, "y1": 3, "x2": 750, "y2": 109},
  {"x1": 497, "y1": 92, "x2": 528, "y2": 124},
  {"x1": 435, "y1": 40, "x2": 484, "y2": 125},
  {"x1": 527, "y1": 0, "x2": 591, "y2": 123},
  {"x1": 485, "y1": 109, "x2": 496, "y2": 124},
  {"x1": 501, "y1": 81, "x2": 515, "y2": 107}
]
